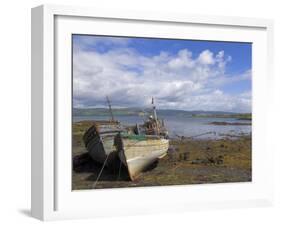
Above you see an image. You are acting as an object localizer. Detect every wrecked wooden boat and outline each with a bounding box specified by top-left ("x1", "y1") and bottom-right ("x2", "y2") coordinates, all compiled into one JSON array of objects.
[
  {"x1": 83, "y1": 96, "x2": 124, "y2": 169},
  {"x1": 83, "y1": 120, "x2": 124, "y2": 168},
  {"x1": 116, "y1": 133, "x2": 169, "y2": 180},
  {"x1": 116, "y1": 97, "x2": 169, "y2": 180}
]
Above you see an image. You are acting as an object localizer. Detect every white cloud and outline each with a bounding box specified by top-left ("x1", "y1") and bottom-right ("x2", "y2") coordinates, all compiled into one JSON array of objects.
[
  {"x1": 73, "y1": 41, "x2": 251, "y2": 113},
  {"x1": 168, "y1": 49, "x2": 195, "y2": 69},
  {"x1": 197, "y1": 50, "x2": 215, "y2": 65}
]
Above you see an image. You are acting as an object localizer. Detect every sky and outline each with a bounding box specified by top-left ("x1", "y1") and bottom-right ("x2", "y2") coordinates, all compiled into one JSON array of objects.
[{"x1": 72, "y1": 35, "x2": 252, "y2": 113}]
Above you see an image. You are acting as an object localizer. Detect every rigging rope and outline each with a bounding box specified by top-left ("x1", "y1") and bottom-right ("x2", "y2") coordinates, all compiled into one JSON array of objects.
[{"x1": 92, "y1": 154, "x2": 110, "y2": 189}]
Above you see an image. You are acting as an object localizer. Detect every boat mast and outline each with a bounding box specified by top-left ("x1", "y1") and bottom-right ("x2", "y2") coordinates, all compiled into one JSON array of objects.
[
  {"x1": 152, "y1": 97, "x2": 158, "y2": 121},
  {"x1": 152, "y1": 97, "x2": 159, "y2": 135},
  {"x1": 106, "y1": 96, "x2": 114, "y2": 122}
]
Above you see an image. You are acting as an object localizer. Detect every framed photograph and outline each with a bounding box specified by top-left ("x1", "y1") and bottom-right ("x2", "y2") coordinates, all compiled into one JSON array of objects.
[{"x1": 31, "y1": 4, "x2": 274, "y2": 221}]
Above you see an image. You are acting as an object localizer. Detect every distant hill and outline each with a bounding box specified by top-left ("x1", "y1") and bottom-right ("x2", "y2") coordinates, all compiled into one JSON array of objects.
[{"x1": 73, "y1": 107, "x2": 251, "y2": 119}]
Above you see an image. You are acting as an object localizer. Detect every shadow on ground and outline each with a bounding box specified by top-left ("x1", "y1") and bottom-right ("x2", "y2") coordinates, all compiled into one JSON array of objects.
[
  {"x1": 73, "y1": 153, "x2": 130, "y2": 182},
  {"x1": 18, "y1": 209, "x2": 31, "y2": 218},
  {"x1": 73, "y1": 152, "x2": 160, "y2": 183}
]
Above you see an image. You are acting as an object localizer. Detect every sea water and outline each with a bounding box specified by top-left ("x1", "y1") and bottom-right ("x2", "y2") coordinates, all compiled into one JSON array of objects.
[{"x1": 73, "y1": 114, "x2": 251, "y2": 139}]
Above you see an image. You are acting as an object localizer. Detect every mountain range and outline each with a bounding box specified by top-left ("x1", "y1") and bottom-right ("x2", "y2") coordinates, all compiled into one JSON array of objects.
[{"x1": 73, "y1": 108, "x2": 251, "y2": 118}]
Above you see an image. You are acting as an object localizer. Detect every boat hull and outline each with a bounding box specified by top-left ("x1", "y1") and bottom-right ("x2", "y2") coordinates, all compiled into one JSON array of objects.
[
  {"x1": 83, "y1": 121, "x2": 122, "y2": 168},
  {"x1": 117, "y1": 135, "x2": 169, "y2": 180}
]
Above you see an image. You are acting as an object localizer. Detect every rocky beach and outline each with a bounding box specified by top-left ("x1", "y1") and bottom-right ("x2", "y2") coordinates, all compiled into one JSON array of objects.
[{"x1": 72, "y1": 120, "x2": 251, "y2": 190}]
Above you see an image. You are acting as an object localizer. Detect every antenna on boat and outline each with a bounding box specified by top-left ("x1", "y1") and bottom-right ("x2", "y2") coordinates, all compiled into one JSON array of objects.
[{"x1": 106, "y1": 96, "x2": 114, "y2": 122}]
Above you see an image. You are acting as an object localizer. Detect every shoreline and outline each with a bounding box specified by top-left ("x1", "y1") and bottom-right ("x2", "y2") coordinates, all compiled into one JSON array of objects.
[
  {"x1": 208, "y1": 121, "x2": 251, "y2": 126},
  {"x1": 72, "y1": 121, "x2": 251, "y2": 190}
]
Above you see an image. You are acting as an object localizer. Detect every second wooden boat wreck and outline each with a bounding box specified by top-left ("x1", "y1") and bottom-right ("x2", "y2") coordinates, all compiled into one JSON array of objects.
[
  {"x1": 83, "y1": 120, "x2": 124, "y2": 168},
  {"x1": 83, "y1": 96, "x2": 125, "y2": 169}
]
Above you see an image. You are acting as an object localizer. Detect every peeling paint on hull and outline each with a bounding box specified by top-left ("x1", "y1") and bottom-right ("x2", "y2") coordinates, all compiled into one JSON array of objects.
[
  {"x1": 117, "y1": 135, "x2": 169, "y2": 180},
  {"x1": 83, "y1": 121, "x2": 123, "y2": 167}
]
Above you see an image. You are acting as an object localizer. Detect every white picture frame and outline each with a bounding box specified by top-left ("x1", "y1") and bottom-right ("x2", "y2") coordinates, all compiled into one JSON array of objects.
[{"x1": 31, "y1": 4, "x2": 274, "y2": 221}]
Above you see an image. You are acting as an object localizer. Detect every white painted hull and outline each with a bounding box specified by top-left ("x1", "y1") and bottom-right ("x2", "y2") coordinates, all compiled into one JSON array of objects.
[{"x1": 117, "y1": 136, "x2": 169, "y2": 180}]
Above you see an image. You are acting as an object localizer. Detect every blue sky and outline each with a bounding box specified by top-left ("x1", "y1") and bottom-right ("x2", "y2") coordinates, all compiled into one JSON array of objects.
[{"x1": 72, "y1": 35, "x2": 252, "y2": 113}]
